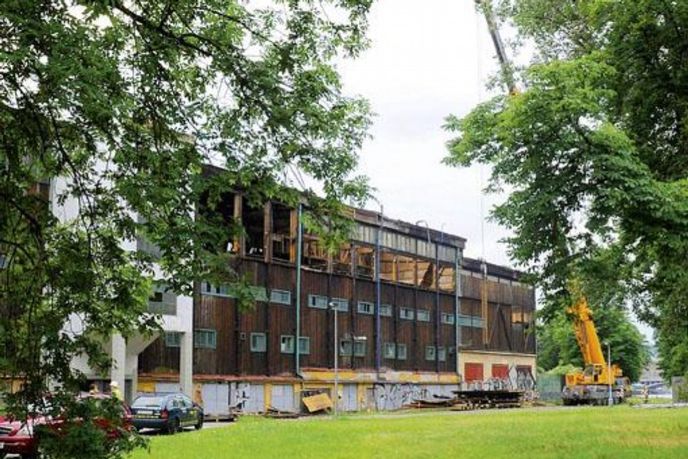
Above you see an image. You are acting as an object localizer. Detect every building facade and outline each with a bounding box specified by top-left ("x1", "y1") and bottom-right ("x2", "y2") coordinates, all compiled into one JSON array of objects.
[{"x1": 133, "y1": 185, "x2": 537, "y2": 415}]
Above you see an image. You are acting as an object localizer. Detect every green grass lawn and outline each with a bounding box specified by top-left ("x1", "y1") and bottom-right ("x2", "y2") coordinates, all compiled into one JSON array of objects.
[{"x1": 129, "y1": 406, "x2": 688, "y2": 459}]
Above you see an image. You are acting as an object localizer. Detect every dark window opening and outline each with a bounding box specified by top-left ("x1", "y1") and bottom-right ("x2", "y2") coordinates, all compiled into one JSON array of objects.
[
  {"x1": 242, "y1": 199, "x2": 265, "y2": 257},
  {"x1": 333, "y1": 243, "x2": 352, "y2": 275},
  {"x1": 303, "y1": 235, "x2": 328, "y2": 271},
  {"x1": 355, "y1": 246, "x2": 374, "y2": 278},
  {"x1": 199, "y1": 191, "x2": 238, "y2": 254},
  {"x1": 272, "y1": 203, "x2": 293, "y2": 262}
]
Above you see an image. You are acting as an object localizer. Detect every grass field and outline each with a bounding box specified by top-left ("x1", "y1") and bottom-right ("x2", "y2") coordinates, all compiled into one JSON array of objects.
[{"x1": 129, "y1": 406, "x2": 688, "y2": 459}]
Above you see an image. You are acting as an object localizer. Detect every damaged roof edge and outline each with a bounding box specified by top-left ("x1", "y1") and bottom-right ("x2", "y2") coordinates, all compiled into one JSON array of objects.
[
  {"x1": 200, "y1": 163, "x2": 468, "y2": 250},
  {"x1": 462, "y1": 256, "x2": 525, "y2": 281}
]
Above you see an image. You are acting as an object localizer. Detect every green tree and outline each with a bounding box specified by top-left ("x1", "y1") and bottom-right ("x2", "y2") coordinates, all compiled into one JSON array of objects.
[
  {"x1": 1, "y1": 0, "x2": 372, "y2": 456},
  {"x1": 444, "y1": 0, "x2": 687, "y2": 379}
]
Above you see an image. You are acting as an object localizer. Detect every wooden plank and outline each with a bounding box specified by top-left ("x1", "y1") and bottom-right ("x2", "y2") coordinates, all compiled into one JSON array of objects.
[{"x1": 303, "y1": 393, "x2": 333, "y2": 413}]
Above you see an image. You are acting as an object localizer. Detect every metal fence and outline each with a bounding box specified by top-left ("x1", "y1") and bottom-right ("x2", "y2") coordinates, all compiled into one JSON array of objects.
[{"x1": 537, "y1": 373, "x2": 563, "y2": 401}]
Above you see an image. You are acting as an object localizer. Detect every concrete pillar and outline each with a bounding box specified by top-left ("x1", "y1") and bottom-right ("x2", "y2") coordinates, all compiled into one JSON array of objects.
[
  {"x1": 130, "y1": 354, "x2": 139, "y2": 401},
  {"x1": 180, "y1": 331, "x2": 193, "y2": 397},
  {"x1": 110, "y1": 333, "x2": 126, "y2": 394}
]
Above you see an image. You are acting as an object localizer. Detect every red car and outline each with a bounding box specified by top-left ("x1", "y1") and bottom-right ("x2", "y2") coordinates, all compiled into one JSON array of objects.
[{"x1": 0, "y1": 395, "x2": 132, "y2": 459}]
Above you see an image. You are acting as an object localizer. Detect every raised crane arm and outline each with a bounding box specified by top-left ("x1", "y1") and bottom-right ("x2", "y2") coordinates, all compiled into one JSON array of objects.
[
  {"x1": 568, "y1": 297, "x2": 607, "y2": 367},
  {"x1": 474, "y1": 0, "x2": 518, "y2": 95}
]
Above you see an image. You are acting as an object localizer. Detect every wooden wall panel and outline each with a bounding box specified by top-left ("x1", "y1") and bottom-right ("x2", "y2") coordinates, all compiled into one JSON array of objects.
[
  {"x1": 416, "y1": 290, "x2": 434, "y2": 372},
  {"x1": 439, "y1": 294, "x2": 456, "y2": 373},
  {"x1": 139, "y1": 338, "x2": 179, "y2": 373},
  {"x1": 354, "y1": 280, "x2": 375, "y2": 369},
  {"x1": 394, "y1": 286, "x2": 414, "y2": 371},
  {"x1": 142, "y1": 252, "x2": 536, "y2": 379}
]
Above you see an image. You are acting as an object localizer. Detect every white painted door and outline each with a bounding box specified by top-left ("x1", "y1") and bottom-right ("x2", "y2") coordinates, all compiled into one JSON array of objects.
[
  {"x1": 342, "y1": 384, "x2": 357, "y2": 412},
  {"x1": 241, "y1": 384, "x2": 264, "y2": 413},
  {"x1": 202, "y1": 383, "x2": 230, "y2": 416},
  {"x1": 271, "y1": 385, "x2": 295, "y2": 412}
]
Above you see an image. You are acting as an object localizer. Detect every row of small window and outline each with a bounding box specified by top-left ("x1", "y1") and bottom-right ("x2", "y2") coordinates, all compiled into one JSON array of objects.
[
  {"x1": 168, "y1": 331, "x2": 448, "y2": 363},
  {"x1": 202, "y1": 282, "x2": 291, "y2": 305},
  {"x1": 309, "y1": 295, "x2": 431, "y2": 322},
  {"x1": 382, "y1": 343, "x2": 449, "y2": 361},
  {"x1": 165, "y1": 330, "x2": 218, "y2": 349},
  {"x1": 251, "y1": 334, "x2": 311, "y2": 354},
  {"x1": 203, "y1": 286, "x2": 486, "y2": 328}
]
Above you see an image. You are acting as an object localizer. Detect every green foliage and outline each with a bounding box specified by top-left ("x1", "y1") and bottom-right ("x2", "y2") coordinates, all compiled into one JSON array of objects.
[
  {"x1": 1, "y1": 0, "x2": 372, "y2": 456},
  {"x1": 37, "y1": 396, "x2": 147, "y2": 459},
  {"x1": 544, "y1": 363, "x2": 580, "y2": 377},
  {"x1": 445, "y1": 0, "x2": 688, "y2": 380}
]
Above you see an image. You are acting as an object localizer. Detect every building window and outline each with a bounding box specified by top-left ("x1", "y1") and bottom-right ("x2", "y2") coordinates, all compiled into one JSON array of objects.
[
  {"x1": 380, "y1": 304, "x2": 393, "y2": 317},
  {"x1": 164, "y1": 332, "x2": 182, "y2": 348},
  {"x1": 194, "y1": 329, "x2": 217, "y2": 349},
  {"x1": 438, "y1": 347, "x2": 447, "y2": 362},
  {"x1": 397, "y1": 343, "x2": 407, "y2": 360},
  {"x1": 357, "y1": 301, "x2": 374, "y2": 315},
  {"x1": 383, "y1": 343, "x2": 396, "y2": 359},
  {"x1": 201, "y1": 281, "x2": 232, "y2": 297},
  {"x1": 353, "y1": 338, "x2": 366, "y2": 357},
  {"x1": 425, "y1": 346, "x2": 436, "y2": 361},
  {"x1": 201, "y1": 282, "x2": 268, "y2": 301},
  {"x1": 417, "y1": 309, "x2": 430, "y2": 322},
  {"x1": 148, "y1": 283, "x2": 177, "y2": 316},
  {"x1": 441, "y1": 313, "x2": 455, "y2": 325},
  {"x1": 330, "y1": 298, "x2": 349, "y2": 312},
  {"x1": 280, "y1": 335, "x2": 295, "y2": 354},
  {"x1": 270, "y1": 289, "x2": 291, "y2": 305},
  {"x1": 298, "y1": 337, "x2": 310, "y2": 355},
  {"x1": 250, "y1": 333, "x2": 267, "y2": 352},
  {"x1": 339, "y1": 339, "x2": 353, "y2": 356},
  {"x1": 400, "y1": 307, "x2": 414, "y2": 320},
  {"x1": 458, "y1": 314, "x2": 485, "y2": 328},
  {"x1": 308, "y1": 294, "x2": 328, "y2": 309}
]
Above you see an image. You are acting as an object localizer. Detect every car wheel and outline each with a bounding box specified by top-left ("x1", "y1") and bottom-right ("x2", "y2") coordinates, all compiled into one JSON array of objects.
[{"x1": 195, "y1": 416, "x2": 203, "y2": 430}]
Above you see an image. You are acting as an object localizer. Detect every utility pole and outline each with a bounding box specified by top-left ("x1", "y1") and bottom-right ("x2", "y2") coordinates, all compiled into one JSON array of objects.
[
  {"x1": 606, "y1": 342, "x2": 613, "y2": 406},
  {"x1": 330, "y1": 301, "x2": 339, "y2": 416}
]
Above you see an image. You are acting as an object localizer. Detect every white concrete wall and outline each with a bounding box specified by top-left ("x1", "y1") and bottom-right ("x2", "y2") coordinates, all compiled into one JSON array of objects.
[{"x1": 53, "y1": 172, "x2": 194, "y2": 397}]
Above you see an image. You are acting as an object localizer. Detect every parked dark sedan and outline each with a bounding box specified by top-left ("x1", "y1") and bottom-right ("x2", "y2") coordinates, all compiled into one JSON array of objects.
[{"x1": 130, "y1": 393, "x2": 203, "y2": 434}]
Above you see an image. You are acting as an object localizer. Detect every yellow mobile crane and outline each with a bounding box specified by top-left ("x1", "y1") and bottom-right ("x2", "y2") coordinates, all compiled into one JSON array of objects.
[{"x1": 562, "y1": 296, "x2": 631, "y2": 405}]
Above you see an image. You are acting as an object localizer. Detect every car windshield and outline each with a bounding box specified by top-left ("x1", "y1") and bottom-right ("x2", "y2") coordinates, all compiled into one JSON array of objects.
[{"x1": 132, "y1": 396, "x2": 165, "y2": 408}]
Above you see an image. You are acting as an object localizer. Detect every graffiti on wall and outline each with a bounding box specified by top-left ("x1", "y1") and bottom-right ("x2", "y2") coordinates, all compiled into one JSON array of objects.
[
  {"x1": 464, "y1": 364, "x2": 536, "y2": 392},
  {"x1": 372, "y1": 383, "x2": 423, "y2": 410}
]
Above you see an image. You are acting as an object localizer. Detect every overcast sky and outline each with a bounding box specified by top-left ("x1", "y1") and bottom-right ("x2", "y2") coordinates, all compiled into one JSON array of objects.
[
  {"x1": 335, "y1": 0, "x2": 654, "y2": 343},
  {"x1": 338, "y1": 0, "x2": 509, "y2": 265}
]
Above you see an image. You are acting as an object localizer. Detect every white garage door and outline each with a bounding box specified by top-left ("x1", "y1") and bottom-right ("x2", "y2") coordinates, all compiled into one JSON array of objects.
[
  {"x1": 271, "y1": 385, "x2": 295, "y2": 412},
  {"x1": 202, "y1": 383, "x2": 230, "y2": 416}
]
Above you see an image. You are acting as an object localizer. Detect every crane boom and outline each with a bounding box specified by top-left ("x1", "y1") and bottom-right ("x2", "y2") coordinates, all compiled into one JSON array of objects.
[
  {"x1": 474, "y1": 0, "x2": 518, "y2": 95},
  {"x1": 568, "y1": 297, "x2": 607, "y2": 367}
]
